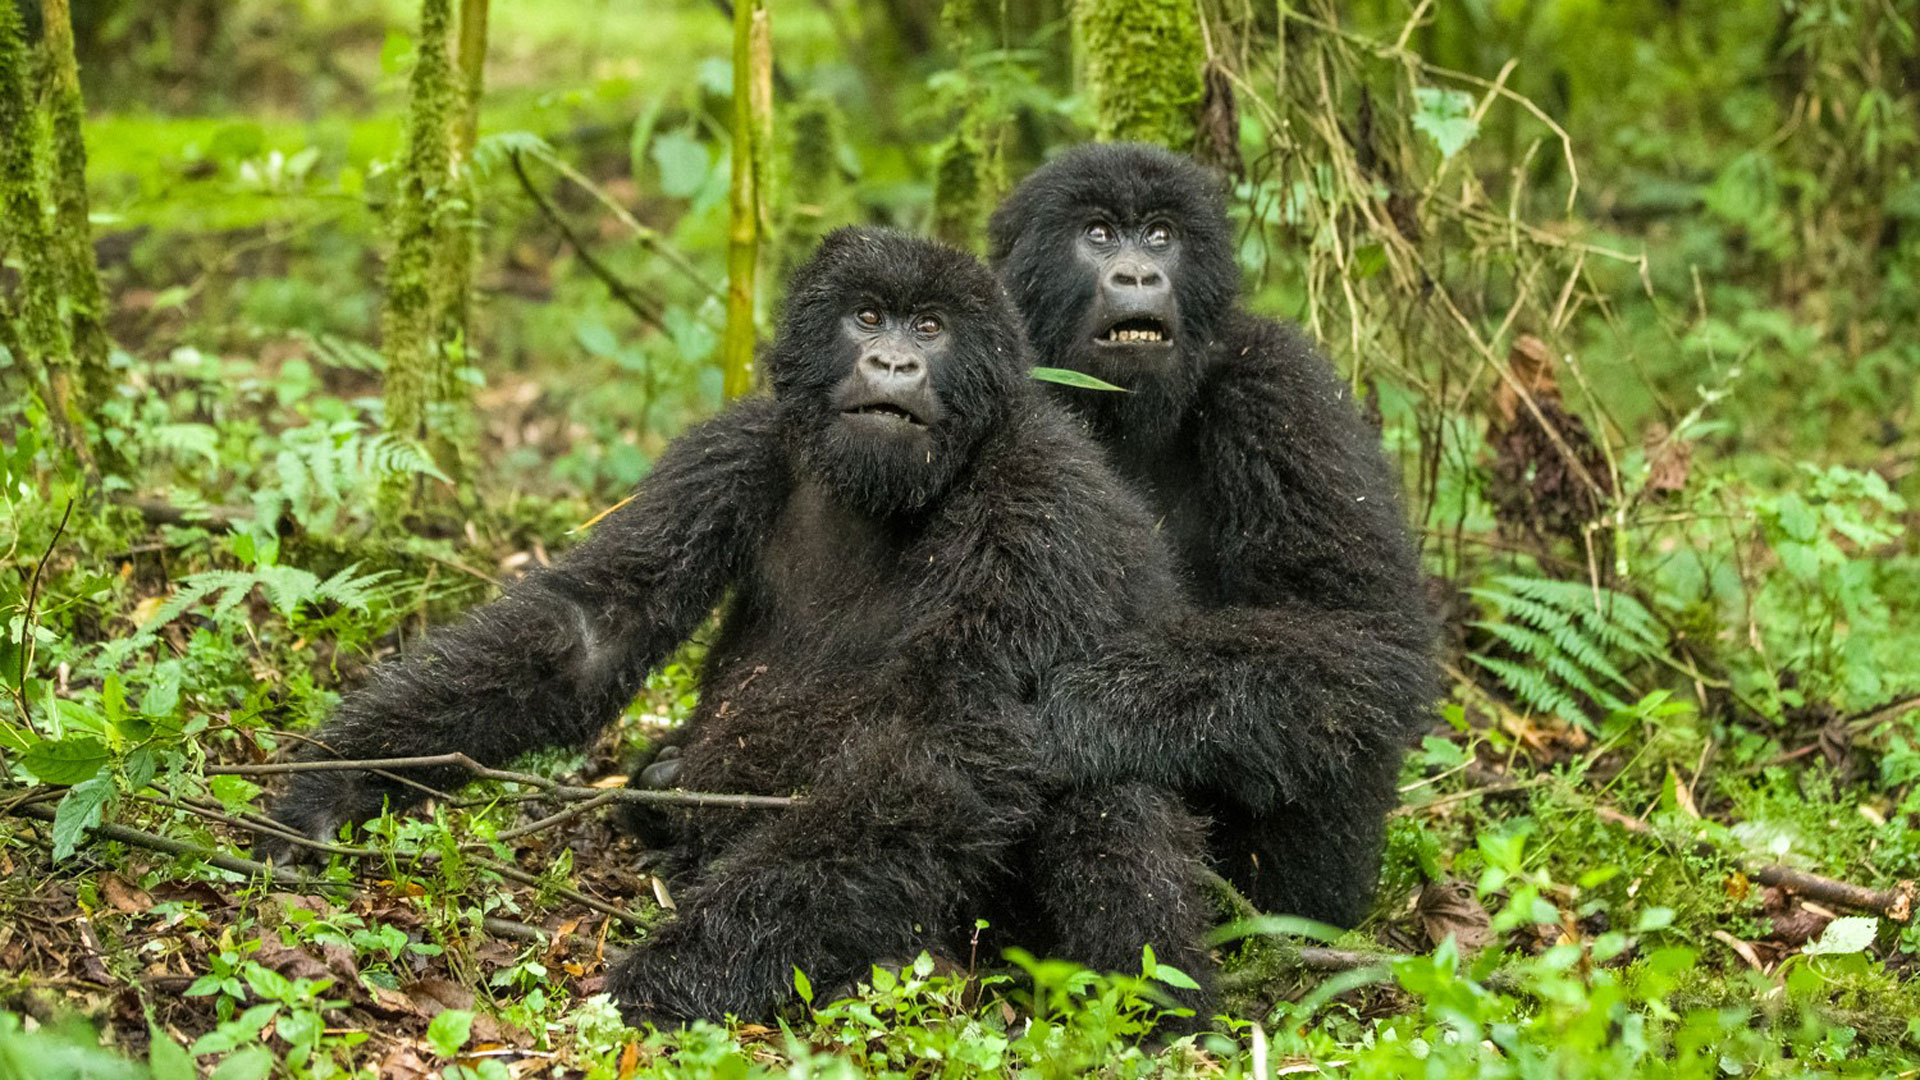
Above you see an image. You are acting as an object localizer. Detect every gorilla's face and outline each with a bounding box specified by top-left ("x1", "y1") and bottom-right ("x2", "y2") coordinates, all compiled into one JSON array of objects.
[
  {"x1": 1074, "y1": 216, "x2": 1184, "y2": 375},
  {"x1": 772, "y1": 227, "x2": 1028, "y2": 516},
  {"x1": 989, "y1": 144, "x2": 1239, "y2": 445}
]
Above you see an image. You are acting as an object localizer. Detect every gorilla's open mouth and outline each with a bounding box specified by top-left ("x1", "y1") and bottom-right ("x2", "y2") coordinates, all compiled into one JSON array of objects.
[
  {"x1": 1096, "y1": 316, "x2": 1172, "y2": 346},
  {"x1": 842, "y1": 400, "x2": 929, "y2": 427}
]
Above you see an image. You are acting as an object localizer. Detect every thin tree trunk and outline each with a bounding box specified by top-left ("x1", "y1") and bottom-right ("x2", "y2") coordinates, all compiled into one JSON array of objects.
[
  {"x1": 39, "y1": 0, "x2": 115, "y2": 421},
  {"x1": 379, "y1": 0, "x2": 459, "y2": 511},
  {"x1": 434, "y1": 0, "x2": 488, "y2": 364},
  {"x1": 0, "y1": 1, "x2": 92, "y2": 474},
  {"x1": 720, "y1": 0, "x2": 770, "y2": 400}
]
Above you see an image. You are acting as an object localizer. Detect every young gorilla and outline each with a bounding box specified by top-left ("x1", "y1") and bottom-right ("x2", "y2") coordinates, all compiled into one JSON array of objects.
[
  {"x1": 266, "y1": 228, "x2": 1213, "y2": 1025},
  {"x1": 987, "y1": 144, "x2": 1440, "y2": 927}
]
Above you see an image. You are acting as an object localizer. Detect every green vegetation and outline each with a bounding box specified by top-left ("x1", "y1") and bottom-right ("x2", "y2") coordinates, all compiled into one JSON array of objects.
[
  {"x1": 1072, "y1": 0, "x2": 1204, "y2": 149},
  {"x1": 1, "y1": 0, "x2": 1916, "y2": 1076}
]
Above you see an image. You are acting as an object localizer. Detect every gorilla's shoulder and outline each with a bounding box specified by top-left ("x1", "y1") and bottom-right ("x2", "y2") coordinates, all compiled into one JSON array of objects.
[
  {"x1": 1195, "y1": 311, "x2": 1356, "y2": 422},
  {"x1": 969, "y1": 393, "x2": 1141, "y2": 507}
]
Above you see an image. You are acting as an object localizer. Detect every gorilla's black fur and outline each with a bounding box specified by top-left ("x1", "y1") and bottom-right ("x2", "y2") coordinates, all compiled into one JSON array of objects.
[
  {"x1": 989, "y1": 144, "x2": 1439, "y2": 926},
  {"x1": 269, "y1": 227, "x2": 1213, "y2": 1025}
]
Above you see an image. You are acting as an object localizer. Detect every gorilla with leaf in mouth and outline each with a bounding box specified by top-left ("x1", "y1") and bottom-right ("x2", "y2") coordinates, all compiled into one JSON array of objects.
[{"x1": 989, "y1": 144, "x2": 1439, "y2": 927}]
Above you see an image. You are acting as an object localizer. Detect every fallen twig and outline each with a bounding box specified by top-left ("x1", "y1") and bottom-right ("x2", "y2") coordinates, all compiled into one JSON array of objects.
[
  {"x1": 4, "y1": 793, "x2": 647, "y2": 926},
  {"x1": 1595, "y1": 806, "x2": 1915, "y2": 921},
  {"x1": 1391, "y1": 775, "x2": 1548, "y2": 817},
  {"x1": 6, "y1": 800, "x2": 315, "y2": 889},
  {"x1": 206, "y1": 752, "x2": 798, "y2": 811}
]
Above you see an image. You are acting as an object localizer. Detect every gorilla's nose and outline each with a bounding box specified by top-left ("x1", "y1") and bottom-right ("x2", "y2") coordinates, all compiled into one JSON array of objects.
[
  {"x1": 1106, "y1": 258, "x2": 1169, "y2": 299},
  {"x1": 860, "y1": 349, "x2": 927, "y2": 389}
]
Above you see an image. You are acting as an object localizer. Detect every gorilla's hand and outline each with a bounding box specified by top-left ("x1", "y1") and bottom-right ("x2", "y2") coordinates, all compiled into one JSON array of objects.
[
  {"x1": 639, "y1": 744, "x2": 683, "y2": 789},
  {"x1": 618, "y1": 744, "x2": 687, "y2": 849},
  {"x1": 254, "y1": 769, "x2": 385, "y2": 864}
]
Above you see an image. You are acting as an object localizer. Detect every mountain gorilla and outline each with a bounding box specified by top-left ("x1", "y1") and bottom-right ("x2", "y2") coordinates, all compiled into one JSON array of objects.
[
  {"x1": 266, "y1": 227, "x2": 1213, "y2": 1025},
  {"x1": 988, "y1": 144, "x2": 1438, "y2": 927}
]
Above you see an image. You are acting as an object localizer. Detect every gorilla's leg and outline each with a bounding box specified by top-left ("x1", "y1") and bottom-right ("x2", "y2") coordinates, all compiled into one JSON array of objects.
[
  {"x1": 607, "y1": 721, "x2": 1036, "y2": 1024},
  {"x1": 1027, "y1": 783, "x2": 1215, "y2": 1018}
]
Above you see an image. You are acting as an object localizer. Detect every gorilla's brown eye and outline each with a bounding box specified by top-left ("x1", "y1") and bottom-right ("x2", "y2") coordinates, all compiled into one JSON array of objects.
[
  {"x1": 1144, "y1": 223, "x2": 1173, "y2": 248},
  {"x1": 915, "y1": 315, "x2": 943, "y2": 336},
  {"x1": 856, "y1": 309, "x2": 882, "y2": 327},
  {"x1": 1086, "y1": 222, "x2": 1114, "y2": 245}
]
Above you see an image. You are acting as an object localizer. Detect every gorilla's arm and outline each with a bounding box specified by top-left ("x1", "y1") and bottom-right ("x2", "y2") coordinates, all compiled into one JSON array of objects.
[
  {"x1": 1043, "y1": 317, "x2": 1437, "y2": 811},
  {"x1": 270, "y1": 401, "x2": 788, "y2": 845}
]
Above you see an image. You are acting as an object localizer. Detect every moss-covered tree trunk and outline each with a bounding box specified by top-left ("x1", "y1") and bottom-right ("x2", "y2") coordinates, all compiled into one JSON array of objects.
[
  {"x1": 720, "y1": 0, "x2": 770, "y2": 400},
  {"x1": 930, "y1": 119, "x2": 991, "y2": 250},
  {"x1": 379, "y1": 0, "x2": 461, "y2": 511},
  {"x1": 928, "y1": 0, "x2": 1006, "y2": 252},
  {"x1": 39, "y1": 0, "x2": 115, "y2": 419},
  {"x1": 775, "y1": 94, "x2": 843, "y2": 277},
  {"x1": 1073, "y1": 0, "x2": 1205, "y2": 150},
  {"x1": 0, "y1": 0, "x2": 92, "y2": 473},
  {"x1": 433, "y1": 0, "x2": 488, "y2": 366}
]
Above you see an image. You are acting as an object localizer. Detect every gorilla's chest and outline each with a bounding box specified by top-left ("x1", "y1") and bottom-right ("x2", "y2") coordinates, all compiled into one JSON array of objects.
[
  {"x1": 1117, "y1": 443, "x2": 1222, "y2": 601},
  {"x1": 747, "y1": 481, "x2": 916, "y2": 659}
]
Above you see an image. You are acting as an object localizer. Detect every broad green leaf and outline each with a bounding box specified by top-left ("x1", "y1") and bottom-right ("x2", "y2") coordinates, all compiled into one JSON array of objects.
[
  {"x1": 208, "y1": 1045, "x2": 275, "y2": 1080},
  {"x1": 51, "y1": 776, "x2": 114, "y2": 861},
  {"x1": 1030, "y1": 367, "x2": 1128, "y2": 392},
  {"x1": 210, "y1": 775, "x2": 265, "y2": 812},
  {"x1": 427, "y1": 1009, "x2": 475, "y2": 1057},
  {"x1": 1151, "y1": 962, "x2": 1202, "y2": 992},
  {"x1": 23, "y1": 735, "x2": 110, "y2": 784},
  {"x1": 148, "y1": 1026, "x2": 196, "y2": 1080},
  {"x1": 652, "y1": 129, "x2": 712, "y2": 199},
  {"x1": 1634, "y1": 907, "x2": 1676, "y2": 933},
  {"x1": 1412, "y1": 87, "x2": 1480, "y2": 159},
  {"x1": 793, "y1": 965, "x2": 814, "y2": 1005},
  {"x1": 1805, "y1": 916, "x2": 1879, "y2": 955}
]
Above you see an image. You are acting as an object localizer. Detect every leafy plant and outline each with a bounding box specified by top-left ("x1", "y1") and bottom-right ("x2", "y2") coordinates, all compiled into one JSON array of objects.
[{"x1": 1469, "y1": 574, "x2": 1667, "y2": 724}]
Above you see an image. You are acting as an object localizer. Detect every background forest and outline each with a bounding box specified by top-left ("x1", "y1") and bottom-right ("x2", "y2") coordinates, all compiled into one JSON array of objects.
[{"x1": 1, "y1": 0, "x2": 1918, "y2": 1076}]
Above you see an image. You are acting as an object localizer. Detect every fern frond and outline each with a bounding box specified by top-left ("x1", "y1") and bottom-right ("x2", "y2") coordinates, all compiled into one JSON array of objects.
[
  {"x1": 316, "y1": 565, "x2": 397, "y2": 612},
  {"x1": 1469, "y1": 653, "x2": 1586, "y2": 722}
]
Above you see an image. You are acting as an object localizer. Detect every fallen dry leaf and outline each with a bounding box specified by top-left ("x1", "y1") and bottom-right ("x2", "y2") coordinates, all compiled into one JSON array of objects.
[{"x1": 1416, "y1": 879, "x2": 1492, "y2": 952}]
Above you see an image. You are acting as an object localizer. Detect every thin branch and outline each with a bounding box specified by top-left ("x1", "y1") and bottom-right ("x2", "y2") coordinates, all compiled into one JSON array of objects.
[
  {"x1": 206, "y1": 752, "x2": 799, "y2": 811},
  {"x1": 521, "y1": 147, "x2": 719, "y2": 300},
  {"x1": 1391, "y1": 776, "x2": 1548, "y2": 817},
  {"x1": 509, "y1": 151, "x2": 667, "y2": 331},
  {"x1": 1595, "y1": 805, "x2": 1915, "y2": 922},
  {"x1": 13, "y1": 497, "x2": 75, "y2": 737},
  {"x1": 493, "y1": 789, "x2": 620, "y2": 841},
  {"x1": 6, "y1": 800, "x2": 316, "y2": 889},
  {"x1": 6, "y1": 790, "x2": 647, "y2": 927}
]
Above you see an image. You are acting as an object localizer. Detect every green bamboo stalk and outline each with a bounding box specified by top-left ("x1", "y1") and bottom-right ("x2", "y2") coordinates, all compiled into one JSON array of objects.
[
  {"x1": 38, "y1": 0, "x2": 114, "y2": 416},
  {"x1": 720, "y1": 0, "x2": 769, "y2": 400}
]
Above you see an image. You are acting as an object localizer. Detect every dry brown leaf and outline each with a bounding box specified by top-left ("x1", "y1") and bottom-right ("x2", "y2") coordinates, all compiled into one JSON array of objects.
[
  {"x1": 1416, "y1": 879, "x2": 1492, "y2": 952},
  {"x1": 404, "y1": 976, "x2": 475, "y2": 1015},
  {"x1": 101, "y1": 874, "x2": 154, "y2": 915},
  {"x1": 1642, "y1": 423, "x2": 1692, "y2": 495}
]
